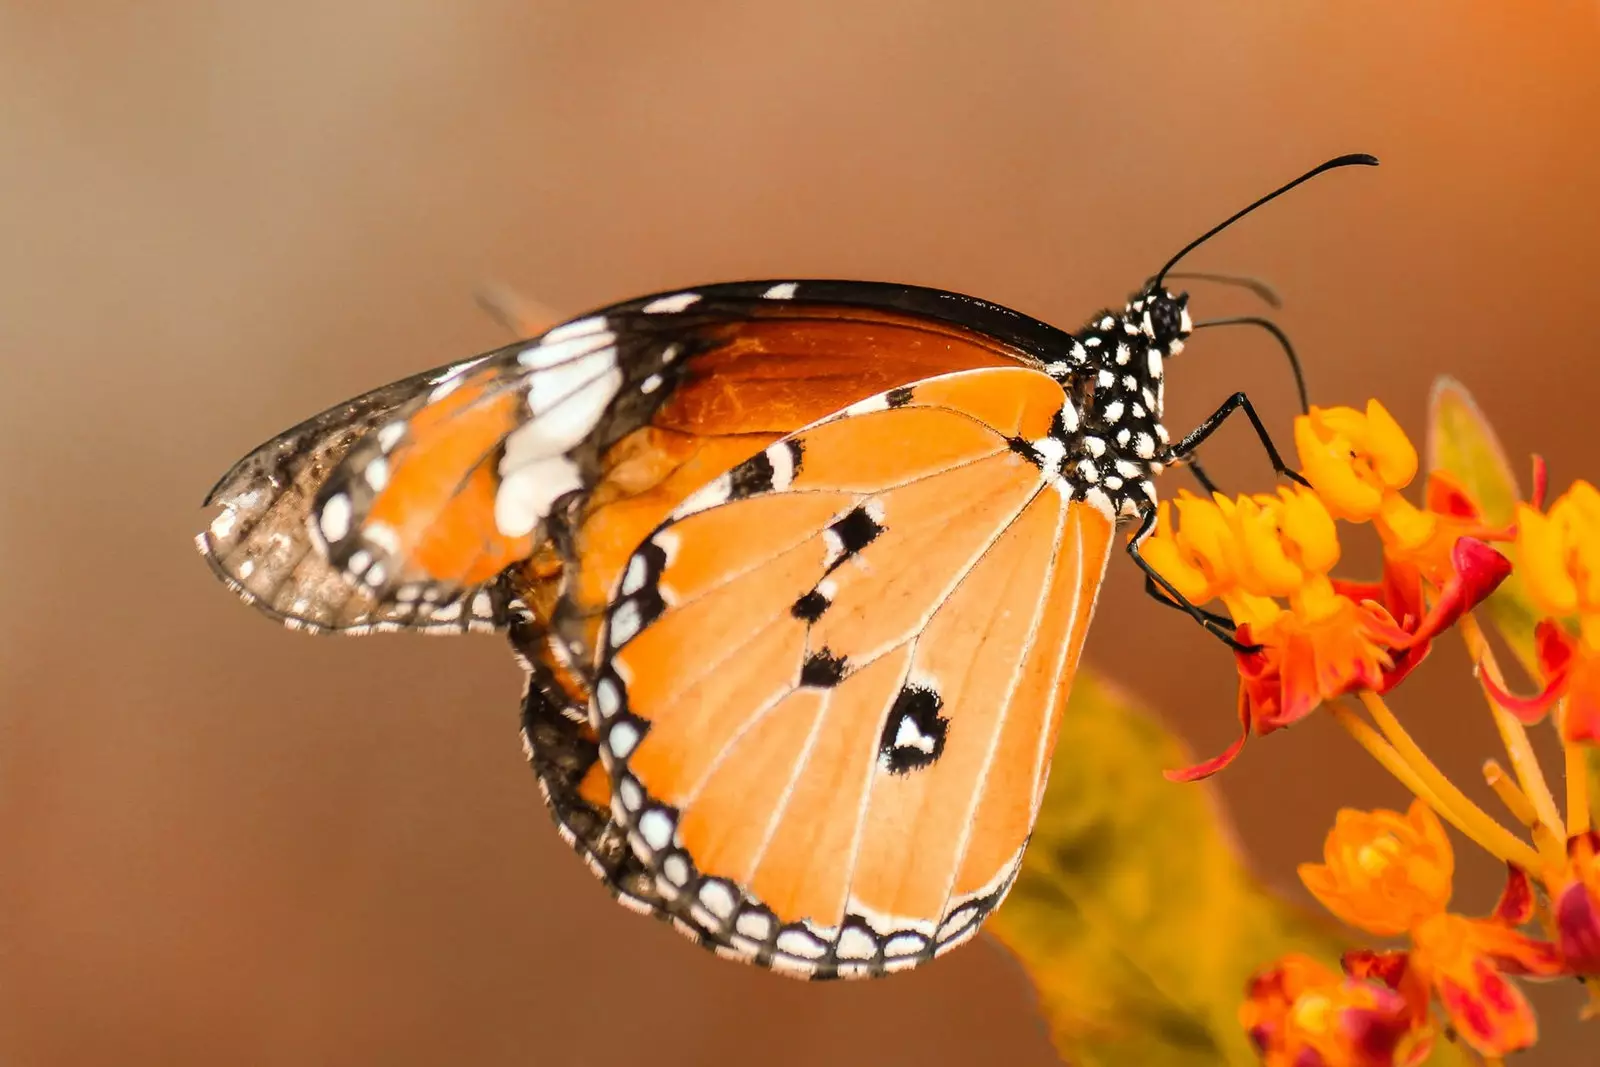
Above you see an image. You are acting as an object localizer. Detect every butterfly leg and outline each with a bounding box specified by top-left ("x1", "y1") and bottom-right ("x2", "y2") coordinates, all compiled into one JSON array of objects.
[
  {"x1": 1166, "y1": 391, "x2": 1310, "y2": 489},
  {"x1": 1125, "y1": 506, "x2": 1260, "y2": 653},
  {"x1": 1143, "y1": 574, "x2": 1235, "y2": 630},
  {"x1": 1179, "y1": 454, "x2": 1222, "y2": 497}
]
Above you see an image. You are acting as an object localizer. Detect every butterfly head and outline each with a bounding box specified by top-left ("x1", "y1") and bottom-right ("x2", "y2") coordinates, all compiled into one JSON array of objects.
[{"x1": 1130, "y1": 285, "x2": 1192, "y2": 360}]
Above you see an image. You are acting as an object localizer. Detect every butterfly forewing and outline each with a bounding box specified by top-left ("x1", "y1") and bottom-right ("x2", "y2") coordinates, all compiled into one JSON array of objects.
[{"x1": 197, "y1": 358, "x2": 518, "y2": 633}]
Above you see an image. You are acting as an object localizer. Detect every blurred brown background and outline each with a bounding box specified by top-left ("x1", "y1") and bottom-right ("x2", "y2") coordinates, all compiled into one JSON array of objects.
[{"x1": 2, "y1": 3, "x2": 1598, "y2": 1064}]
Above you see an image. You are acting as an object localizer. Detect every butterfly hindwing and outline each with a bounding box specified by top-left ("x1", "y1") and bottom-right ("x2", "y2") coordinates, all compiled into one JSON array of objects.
[{"x1": 589, "y1": 367, "x2": 1115, "y2": 977}]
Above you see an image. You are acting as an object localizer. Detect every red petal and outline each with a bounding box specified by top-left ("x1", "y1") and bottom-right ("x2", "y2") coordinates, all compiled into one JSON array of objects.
[
  {"x1": 1492, "y1": 865, "x2": 1535, "y2": 925},
  {"x1": 1399, "y1": 538, "x2": 1512, "y2": 650},
  {"x1": 1531, "y1": 453, "x2": 1548, "y2": 511},
  {"x1": 1426, "y1": 470, "x2": 1483, "y2": 521},
  {"x1": 1331, "y1": 577, "x2": 1385, "y2": 604},
  {"x1": 1167, "y1": 669, "x2": 1256, "y2": 782},
  {"x1": 1468, "y1": 919, "x2": 1569, "y2": 978},
  {"x1": 1555, "y1": 878, "x2": 1600, "y2": 974},
  {"x1": 1480, "y1": 668, "x2": 1563, "y2": 725},
  {"x1": 1434, "y1": 961, "x2": 1539, "y2": 1056},
  {"x1": 1165, "y1": 724, "x2": 1247, "y2": 782},
  {"x1": 1534, "y1": 618, "x2": 1581, "y2": 677},
  {"x1": 1343, "y1": 948, "x2": 1412, "y2": 990}
]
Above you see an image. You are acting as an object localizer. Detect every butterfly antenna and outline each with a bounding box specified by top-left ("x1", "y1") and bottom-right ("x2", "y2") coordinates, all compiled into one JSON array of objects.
[
  {"x1": 1193, "y1": 316, "x2": 1309, "y2": 413},
  {"x1": 1162, "y1": 271, "x2": 1282, "y2": 309},
  {"x1": 1153, "y1": 153, "x2": 1379, "y2": 288}
]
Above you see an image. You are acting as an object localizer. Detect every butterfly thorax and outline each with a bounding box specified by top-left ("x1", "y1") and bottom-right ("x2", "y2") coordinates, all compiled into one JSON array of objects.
[{"x1": 1040, "y1": 286, "x2": 1192, "y2": 522}]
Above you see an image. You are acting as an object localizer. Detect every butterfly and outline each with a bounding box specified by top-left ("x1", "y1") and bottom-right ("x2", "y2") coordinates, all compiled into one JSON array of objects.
[{"x1": 199, "y1": 154, "x2": 1376, "y2": 979}]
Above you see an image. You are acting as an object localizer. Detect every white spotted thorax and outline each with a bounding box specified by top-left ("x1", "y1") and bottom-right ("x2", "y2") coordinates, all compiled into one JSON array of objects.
[{"x1": 1042, "y1": 285, "x2": 1192, "y2": 521}]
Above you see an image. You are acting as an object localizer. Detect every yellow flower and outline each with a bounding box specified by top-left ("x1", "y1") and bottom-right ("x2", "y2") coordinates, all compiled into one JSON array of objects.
[
  {"x1": 1516, "y1": 479, "x2": 1600, "y2": 626},
  {"x1": 1296, "y1": 400, "x2": 1417, "y2": 522}
]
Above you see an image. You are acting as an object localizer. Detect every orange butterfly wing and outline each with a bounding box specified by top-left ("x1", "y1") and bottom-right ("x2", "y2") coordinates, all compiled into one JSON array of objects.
[
  {"x1": 589, "y1": 366, "x2": 1113, "y2": 977},
  {"x1": 505, "y1": 295, "x2": 1075, "y2": 939}
]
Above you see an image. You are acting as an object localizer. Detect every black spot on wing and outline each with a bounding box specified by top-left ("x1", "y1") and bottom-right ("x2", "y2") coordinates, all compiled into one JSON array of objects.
[
  {"x1": 824, "y1": 506, "x2": 884, "y2": 573},
  {"x1": 727, "y1": 440, "x2": 803, "y2": 500},
  {"x1": 879, "y1": 685, "x2": 949, "y2": 774},
  {"x1": 799, "y1": 648, "x2": 849, "y2": 688},
  {"x1": 729, "y1": 450, "x2": 776, "y2": 498},
  {"x1": 790, "y1": 588, "x2": 831, "y2": 623}
]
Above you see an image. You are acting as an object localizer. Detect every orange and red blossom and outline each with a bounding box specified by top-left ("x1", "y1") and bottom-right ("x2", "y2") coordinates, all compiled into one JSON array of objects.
[
  {"x1": 1297, "y1": 802, "x2": 1453, "y2": 936},
  {"x1": 1552, "y1": 830, "x2": 1600, "y2": 975},
  {"x1": 1480, "y1": 479, "x2": 1600, "y2": 743},
  {"x1": 1152, "y1": 485, "x2": 1510, "y2": 780},
  {"x1": 1241, "y1": 953, "x2": 1429, "y2": 1067},
  {"x1": 1151, "y1": 399, "x2": 1514, "y2": 780},
  {"x1": 1297, "y1": 801, "x2": 1566, "y2": 1057}
]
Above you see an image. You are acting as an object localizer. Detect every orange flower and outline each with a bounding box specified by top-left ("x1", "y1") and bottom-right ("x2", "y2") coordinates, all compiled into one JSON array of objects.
[
  {"x1": 1149, "y1": 401, "x2": 1513, "y2": 780},
  {"x1": 1241, "y1": 953, "x2": 1429, "y2": 1067},
  {"x1": 1169, "y1": 537, "x2": 1509, "y2": 781},
  {"x1": 1297, "y1": 801, "x2": 1566, "y2": 1058},
  {"x1": 1552, "y1": 830, "x2": 1600, "y2": 975},
  {"x1": 1298, "y1": 802, "x2": 1453, "y2": 936}
]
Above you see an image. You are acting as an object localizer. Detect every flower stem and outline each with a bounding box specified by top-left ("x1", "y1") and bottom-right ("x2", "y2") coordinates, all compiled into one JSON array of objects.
[
  {"x1": 1332, "y1": 701, "x2": 1542, "y2": 871},
  {"x1": 1355, "y1": 691, "x2": 1544, "y2": 872},
  {"x1": 1482, "y1": 760, "x2": 1538, "y2": 827},
  {"x1": 1459, "y1": 613, "x2": 1565, "y2": 837},
  {"x1": 1567, "y1": 712, "x2": 1592, "y2": 835}
]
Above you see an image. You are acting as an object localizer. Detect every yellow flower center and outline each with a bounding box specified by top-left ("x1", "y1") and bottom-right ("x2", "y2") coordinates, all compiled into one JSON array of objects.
[
  {"x1": 1289, "y1": 991, "x2": 1336, "y2": 1035},
  {"x1": 1356, "y1": 833, "x2": 1403, "y2": 877}
]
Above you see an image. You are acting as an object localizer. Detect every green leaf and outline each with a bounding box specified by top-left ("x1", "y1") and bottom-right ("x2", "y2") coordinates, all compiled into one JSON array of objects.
[
  {"x1": 987, "y1": 674, "x2": 1476, "y2": 1066},
  {"x1": 1424, "y1": 376, "x2": 1541, "y2": 670}
]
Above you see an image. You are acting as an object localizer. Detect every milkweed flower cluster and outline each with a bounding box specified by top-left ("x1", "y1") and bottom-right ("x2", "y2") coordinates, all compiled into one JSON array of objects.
[{"x1": 1143, "y1": 390, "x2": 1599, "y2": 1062}]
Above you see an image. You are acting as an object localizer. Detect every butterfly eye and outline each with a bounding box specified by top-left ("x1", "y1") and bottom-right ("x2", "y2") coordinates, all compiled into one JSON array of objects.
[{"x1": 1144, "y1": 292, "x2": 1190, "y2": 350}]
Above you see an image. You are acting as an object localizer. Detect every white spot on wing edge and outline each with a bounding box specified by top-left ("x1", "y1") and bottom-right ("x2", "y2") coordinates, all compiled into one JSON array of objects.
[
  {"x1": 608, "y1": 720, "x2": 641, "y2": 758},
  {"x1": 364, "y1": 522, "x2": 401, "y2": 555},
  {"x1": 638, "y1": 808, "x2": 675, "y2": 851},
  {"x1": 767, "y1": 442, "x2": 796, "y2": 491},
  {"x1": 762, "y1": 282, "x2": 798, "y2": 300},
  {"x1": 518, "y1": 330, "x2": 616, "y2": 371},
  {"x1": 701, "y1": 882, "x2": 738, "y2": 921},
  {"x1": 594, "y1": 676, "x2": 621, "y2": 718},
  {"x1": 318, "y1": 493, "x2": 352, "y2": 543},
  {"x1": 609, "y1": 599, "x2": 643, "y2": 646},
  {"x1": 642, "y1": 292, "x2": 701, "y2": 314},
  {"x1": 540, "y1": 315, "x2": 608, "y2": 345},
  {"x1": 620, "y1": 553, "x2": 648, "y2": 595},
  {"x1": 427, "y1": 355, "x2": 488, "y2": 385},
  {"x1": 208, "y1": 508, "x2": 237, "y2": 540},
  {"x1": 377, "y1": 422, "x2": 406, "y2": 452}
]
